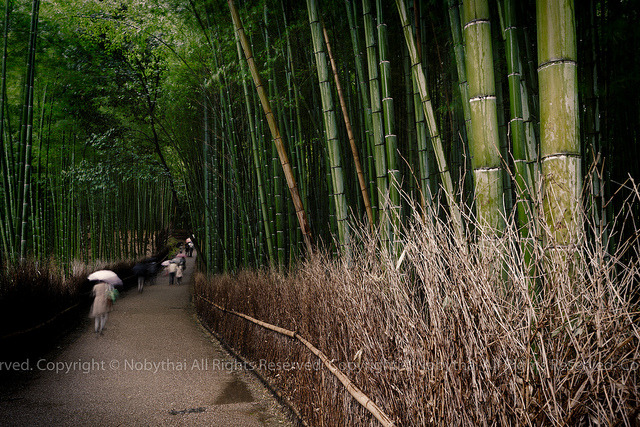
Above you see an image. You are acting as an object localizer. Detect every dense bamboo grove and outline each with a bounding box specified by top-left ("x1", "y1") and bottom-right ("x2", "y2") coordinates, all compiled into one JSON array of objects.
[
  {"x1": 180, "y1": 0, "x2": 638, "y2": 273},
  {"x1": 0, "y1": 0, "x2": 637, "y2": 272},
  {"x1": 0, "y1": 0, "x2": 637, "y2": 424},
  {"x1": 0, "y1": 0, "x2": 176, "y2": 269}
]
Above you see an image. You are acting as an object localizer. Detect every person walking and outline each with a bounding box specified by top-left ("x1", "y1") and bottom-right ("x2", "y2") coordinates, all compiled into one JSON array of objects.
[
  {"x1": 176, "y1": 264, "x2": 184, "y2": 285},
  {"x1": 90, "y1": 281, "x2": 113, "y2": 335},
  {"x1": 185, "y1": 237, "x2": 194, "y2": 257},
  {"x1": 167, "y1": 261, "x2": 177, "y2": 285},
  {"x1": 133, "y1": 262, "x2": 146, "y2": 293}
]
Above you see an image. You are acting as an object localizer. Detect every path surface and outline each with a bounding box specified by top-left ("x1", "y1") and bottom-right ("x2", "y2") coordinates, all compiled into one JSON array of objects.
[{"x1": 0, "y1": 253, "x2": 292, "y2": 426}]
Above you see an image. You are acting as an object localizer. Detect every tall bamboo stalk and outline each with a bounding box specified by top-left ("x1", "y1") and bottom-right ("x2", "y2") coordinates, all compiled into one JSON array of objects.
[
  {"x1": 363, "y1": 0, "x2": 389, "y2": 238},
  {"x1": 395, "y1": 0, "x2": 463, "y2": 237},
  {"x1": 235, "y1": 30, "x2": 275, "y2": 266},
  {"x1": 501, "y1": 0, "x2": 534, "y2": 236},
  {"x1": 18, "y1": 0, "x2": 40, "y2": 260},
  {"x1": 306, "y1": 0, "x2": 350, "y2": 251},
  {"x1": 463, "y1": 0, "x2": 504, "y2": 233},
  {"x1": 228, "y1": 0, "x2": 313, "y2": 255},
  {"x1": 322, "y1": 23, "x2": 374, "y2": 230},
  {"x1": 345, "y1": 0, "x2": 377, "y2": 220},
  {"x1": 537, "y1": 0, "x2": 582, "y2": 246},
  {"x1": 375, "y1": 0, "x2": 400, "y2": 247},
  {"x1": 0, "y1": 0, "x2": 15, "y2": 259},
  {"x1": 203, "y1": 90, "x2": 212, "y2": 272},
  {"x1": 447, "y1": 0, "x2": 472, "y2": 153}
]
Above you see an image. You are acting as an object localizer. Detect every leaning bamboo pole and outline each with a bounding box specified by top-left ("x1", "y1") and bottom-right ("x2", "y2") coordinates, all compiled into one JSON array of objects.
[
  {"x1": 196, "y1": 293, "x2": 395, "y2": 427},
  {"x1": 322, "y1": 23, "x2": 374, "y2": 230},
  {"x1": 395, "y1": 0, "x2": 463, "y2": 238},
  {"x1": 228, "y1": 0, "x2": 313, "y2": 255}
]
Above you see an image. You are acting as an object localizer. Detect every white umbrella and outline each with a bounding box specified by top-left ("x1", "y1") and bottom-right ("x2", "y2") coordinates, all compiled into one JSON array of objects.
[{"x1": 87, "y1": 270, "x2": 123, "y2": 287}]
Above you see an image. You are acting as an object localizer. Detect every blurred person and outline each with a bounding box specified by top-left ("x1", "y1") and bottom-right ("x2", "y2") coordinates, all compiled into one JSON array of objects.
[
  {"x1": 90, "y1": 281, "x2": 113, "y2": 335},
  {"x1": 133, "y1": 262, "x2": 146, "y2": 293},
  {"x1": 167, "y1": 261, "x2": 177, "y2": 285},
  {"x1": 176, "y1": 264, "x2": 184, "y2": 285}
]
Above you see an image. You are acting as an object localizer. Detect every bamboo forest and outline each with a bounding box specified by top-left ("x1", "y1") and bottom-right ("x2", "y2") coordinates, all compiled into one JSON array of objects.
[{"x1": 1, "y1": 0, "x2": 639, "y2": 425}]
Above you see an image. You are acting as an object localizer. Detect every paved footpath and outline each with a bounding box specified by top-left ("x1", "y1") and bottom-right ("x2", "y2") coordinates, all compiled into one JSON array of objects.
[{"x1": 0, "y1": 253, "x2": 292, "y2": 426}]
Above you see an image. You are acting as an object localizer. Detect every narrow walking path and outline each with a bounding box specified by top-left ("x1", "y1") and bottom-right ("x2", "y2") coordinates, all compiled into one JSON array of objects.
[{"x1": 0, "y1": 253, "x2": 292, "y2": 426}]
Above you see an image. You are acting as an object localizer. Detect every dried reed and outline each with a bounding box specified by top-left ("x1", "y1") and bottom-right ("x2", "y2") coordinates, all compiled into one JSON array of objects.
[{"x1": 195, "y1": 185, "x2": 639, "y2": 425}]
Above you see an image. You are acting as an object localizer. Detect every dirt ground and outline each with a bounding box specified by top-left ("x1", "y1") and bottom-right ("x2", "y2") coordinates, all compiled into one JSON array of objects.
[{"x1": 0, "y1": 252, "x2": 293, "y2": 426}]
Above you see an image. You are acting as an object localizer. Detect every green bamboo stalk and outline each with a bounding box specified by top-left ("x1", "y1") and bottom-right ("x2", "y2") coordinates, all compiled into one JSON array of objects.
[
  {"x1": 279, "y1": 0, "x2": 300, "y2": 264},
  {"x1": 375, "y1": 0, "x2": 400, "y2": 245},
  {"x1": 406, "y1": 0, "x2": 432, "y2": 212},
  {"x1": 19, "y1": 0, "x2": 40, "y2": 259},
  {"x1": 262, "y1": 7, "x2": 286, "y2": 267},
  {"x1": 0, "y1": 0, "x2": 15, "y2": 259},
  {"x1": 235, "y1": 30, "x2": 275, "y2": 266},
  {"x1": 203, "y1": 89, "x2": 212, "y2": 272},
  {"x1": 447, "y1": 0, "x2": 472, "y2": 152},
  {"x1": 463, "y1": 0, "x2": 505, "y2": 233},
  {"x1": 537, "y1": 0, "x2": 582, "y2": 245},
  {"x1": 580, "y1": 0, "x2": 606, "y2": 243},
  {"x1": 412, "y1": 66, "x2": 432, "y2": 212},
  {"x1": 345, "y1": 0, "x2": 377, "y2": 220},
  {"x1": 306, "y1": 0, "x2": 350, "y2": 251},
  {"x1": 395, "y1": 0, "x2": 463, "y2": 237},
  {"x1": 363, "y1": 0, "x2": 389, "y2": 237},
  {"x1": 31, "y1": 84, "x2": 46, "y2": 259},
  {"x1": 493, "y1": 40, "x2": 513, "y2": 217},
  {"x1": 501, "y1": 0, "x2": 535, "y2": 236},
  {"x1": 229, "y1": 0, "x2": 314, "y2": 255},
  {"x1": 281, "y1": 0, "x2": 304, "y2": 262},
  {"x1": 322, "y1": 23, "x2": 374, "y2": 231}
]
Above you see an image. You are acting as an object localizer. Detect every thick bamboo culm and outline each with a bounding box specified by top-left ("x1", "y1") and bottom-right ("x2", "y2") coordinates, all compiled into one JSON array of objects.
[{"x1": 196, "y1": 293, "x2": 394, "y2": 427}]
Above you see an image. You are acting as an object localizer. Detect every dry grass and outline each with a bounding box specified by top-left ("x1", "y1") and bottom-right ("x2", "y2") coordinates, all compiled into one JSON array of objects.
[{"x1": 196, "y1": 188, "x2": 639, "y2": 425}]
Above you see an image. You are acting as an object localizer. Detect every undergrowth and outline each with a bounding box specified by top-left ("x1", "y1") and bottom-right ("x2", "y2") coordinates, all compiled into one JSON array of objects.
[{"x1": 195, "y1": 186, "x2": 640, "y2": 425}]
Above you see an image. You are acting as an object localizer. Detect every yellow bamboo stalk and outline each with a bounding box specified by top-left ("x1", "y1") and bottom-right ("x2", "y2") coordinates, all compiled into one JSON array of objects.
[
  {"x1": 322, "y1": 23, "x2": 374, "y2": 230},
  {"x1": 197, "y1": 293, "x2": 395, "y2": 426},
  {"x1": 228, "y1": 0, "x2": 313, "y2": 255}
]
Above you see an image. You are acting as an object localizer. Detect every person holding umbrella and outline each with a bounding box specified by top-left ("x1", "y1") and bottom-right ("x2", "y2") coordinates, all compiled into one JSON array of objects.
[
  {"x1": 87, "y1": 270, "x2": 122, "y2": 335},
  {"x1": 166, "y1": 260, "x2": 177, "y2": 285},
  {"x1": 90, "y1": 281, "x2": 112, "y2": 335}
]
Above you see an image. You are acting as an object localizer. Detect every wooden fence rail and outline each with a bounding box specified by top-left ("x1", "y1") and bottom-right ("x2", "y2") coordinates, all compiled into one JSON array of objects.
[{"x1": 195, "y1": 293, "x2": 394, "y2": 427}]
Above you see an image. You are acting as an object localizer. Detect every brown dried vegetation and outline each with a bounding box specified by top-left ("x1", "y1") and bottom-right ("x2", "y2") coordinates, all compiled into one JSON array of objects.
[{"x1": 196, "y1": 185, "x2": 640, "y2": 426}]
